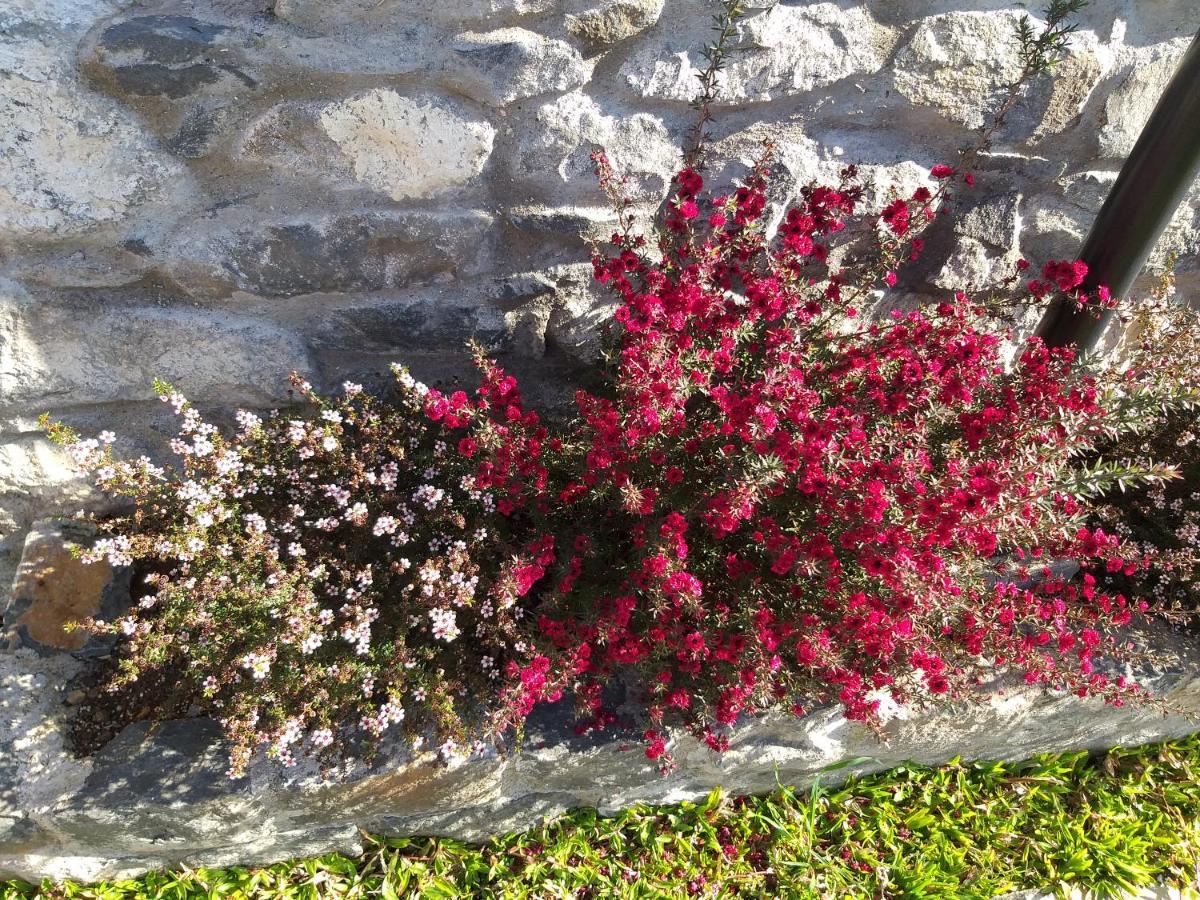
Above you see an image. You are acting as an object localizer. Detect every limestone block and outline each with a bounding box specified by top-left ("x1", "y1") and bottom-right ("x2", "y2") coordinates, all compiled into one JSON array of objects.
[
  {"x1": 442, "y1": 28, "x2": 590, "y2": 107},
  {"x1": 620, "y1": 2, "x2": 890, "y2": 103},
  {"x1": 565, "y1": 0, "x2": 665, "y2": 48},
  {"x1": 511, "y1": 91, "x2": 680, "y2": 202},
  {"x1": 1099, "y1": 41, "x2": 1192, "y2": 160},
  {"x1": 271, "y1": 0, "x2": 557, "y2": 31},
  {"x1": 84, "y1": 15, "x2": 254, "y2": 101},
  {"x1": 319, "y1": 91, "x2": 496, "y2": 198},
  {"x1": 176, "y1": 209, "x2": 498, "y2": 298},
  {"x1": 892, "y1": 11, "x2": 1026, "y2": 130},
  {"x1": 0, "y1": 4, "x2": 188, "y2": 237},
  {"x1": 0, "y1": 287, "x2": 315, "y2": 414},
  {"x1": 0, "y1": 441, "x2": 96, "y2": 554},
  {"x1": 240, "y1": 91, "x2": 495, "y2": 200}
]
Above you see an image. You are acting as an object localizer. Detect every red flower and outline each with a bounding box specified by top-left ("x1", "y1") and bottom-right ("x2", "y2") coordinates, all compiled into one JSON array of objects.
[{"x1": 1042, "y1": 259, "x2": 1089, "y2": 292}]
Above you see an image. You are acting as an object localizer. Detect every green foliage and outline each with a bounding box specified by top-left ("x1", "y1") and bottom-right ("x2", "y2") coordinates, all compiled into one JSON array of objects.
[
  {"x1": 1016, "y1": 1, "x2": 1091, "y2": 75},
  {"x1": 1059, "y1": 458, "x2": 1180, "y2": 499},
  {"x1": 686, "y1": 0, "x2": 748, "y2": 162},
  {"x1": 8, "y1": 735, "x2": 1200, "y2": 899},
  {"x1": 1088, "y1": 279, "x2": 1200, "y2": 614}
]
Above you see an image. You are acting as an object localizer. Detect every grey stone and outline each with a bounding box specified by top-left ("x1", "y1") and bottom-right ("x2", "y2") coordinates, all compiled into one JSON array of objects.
[
  {"x1": 202, "y1": 209, "x2": 497, "y2": 297},
  {"x1": 892, "y1": 11, "x2": 1026, "y2": 130},
  {"x1": 86, "y1": 15, "x2": 256, "y2": 100},
  {"x1": 511, "y1": 91, "x2": 680, "y2": 203},
  {"x1": 1, "y1": 622, "x2": 1198, "y2": 883},
  {"x1": 294, "y1": 273, "x2": 557, "y2": 369},
  {"x1": 0, "y1": 440, "x2": 97, "y2": 556},
  {"x1": 956, "y1": 191, "x2": 1022, "y2": 252},
  {"x1": 164, "y1": 106, "x2": 226, "y2": 158},
  {"x1": 0, "y1": 3, "x2": 190, "y2": 237},
  {"x1": 1099, "y1": 41, "x2": 1192, "y2": 160},
  {"x1": 240, "y1": 91, "x2": 496, "y2": 200},
  {"x1": 443, "y1": 28, "x2": 591, "y2": 107},
  {"x1": 271, "y1": 0, "x2": 557, "y2": 30},
  {"x1": 544, "y1": 263, "x2": 616, "y2": 365},
  {"x1": 0, "y1": 282, "x2": 316, "y2": 413},
  {"x1": 620, "y1": 2, "x2": 892, "y2": 103}
]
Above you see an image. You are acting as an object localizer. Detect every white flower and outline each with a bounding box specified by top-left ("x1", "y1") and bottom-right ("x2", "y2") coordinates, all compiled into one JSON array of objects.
[
  {"x1": 343, "y1": 381, "x2": 363, "y2": 395},
  {"x1": 235, "y1": 410, "x2": 262, "y2": 434},
  {"x1": 300, "y1": 632, "x2": 324, "y2": 655},
  {"x1": 428, "y1": 607, "x2": 460, "y2": 642},
  {"x1": 98, "y1": 430, "x2": 116, "y2": 444},
  {"x1": 240, "y1": 652, "x2": 271, "y2": 680},
  {"x1": 322, "y1": 435, "x2": 339, "y2": 452}
]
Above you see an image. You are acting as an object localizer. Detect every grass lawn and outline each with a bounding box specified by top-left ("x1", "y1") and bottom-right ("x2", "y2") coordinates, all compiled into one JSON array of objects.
[{"x1": 5, "y1": 734, "x2": 1200, "y2": 899}]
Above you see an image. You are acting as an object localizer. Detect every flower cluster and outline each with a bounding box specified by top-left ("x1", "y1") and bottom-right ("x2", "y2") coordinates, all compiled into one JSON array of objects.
[
  {"x1": 53, "y1": 148, "x2": 1194, "y2": 774},
  {"x1": 525, "y1": 155, "x2": 1189, "y2": 766},
  {"x1": 1089, "y1": 283, "x2": 1200, "y2": 613},
  {"x1": 49, "y1": 357, "x2": 552, "y2": 774}
]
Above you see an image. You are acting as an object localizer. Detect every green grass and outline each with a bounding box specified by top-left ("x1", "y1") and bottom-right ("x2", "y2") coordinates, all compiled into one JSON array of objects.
[{"x1": 6, "y1": 735, "x2": 1200, "y2": 899}]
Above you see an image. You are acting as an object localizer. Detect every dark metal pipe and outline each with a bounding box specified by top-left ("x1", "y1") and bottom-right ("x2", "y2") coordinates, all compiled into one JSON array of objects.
[{"x1": 1034, "y1": 29, "x2": 1200, "y2": 351}]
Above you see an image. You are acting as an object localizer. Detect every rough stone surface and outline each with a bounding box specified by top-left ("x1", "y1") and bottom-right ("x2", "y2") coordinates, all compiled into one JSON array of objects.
[
  {"x1": 271, "y1": 0, "x2": 556, "y2": 30},
  {"x1": 444, "y1": 29, "x2": 591, "y2": 108},
  {"x1": 621, "y1": 2, "x2": 891, "y2": 103},
  {"x1": 320, "y1": 91, "x2": 496, "y2": 199},
  {"x1": 1099, "y1": 40, "x2": 1192, "y2": 159},
  {"x1": 2, "y1": 520, "x2": 130, "y2": 656},
  {"x1": 893, "y1": 11, "x2": 1026, "y2": 130},
  {"x1": 512, "y1": 91, "x2": 680, "y2": 202},
  {"x1": 0, "y1": 2, "x2": 189, "y2": 237},
  {"x1": 566, "y1": 0, "x2": 665, "y2": 48},
  {"x1": 1, "y1": 624, "x2": 1198, "y2": 882},
  {"x1": 1, "y1": 286, "x2": 315, "y2": 412},
  {"x1": 193, "y1": 209, "x2": 497, "y2": 297}
]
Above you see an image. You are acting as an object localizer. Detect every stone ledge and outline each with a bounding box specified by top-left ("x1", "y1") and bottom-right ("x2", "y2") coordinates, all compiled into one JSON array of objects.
[{"x1": 1, "y1": 623, "x2": 1198, "y2": 884}]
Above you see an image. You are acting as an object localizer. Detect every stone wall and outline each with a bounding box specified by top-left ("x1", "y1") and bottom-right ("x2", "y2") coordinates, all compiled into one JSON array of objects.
[
  {"x1": 3, "y1": 624, "x2": 1200, "y2": 882},
  {"x1": 1, "y1": 1, "x2": 1198, "y2": 584}
]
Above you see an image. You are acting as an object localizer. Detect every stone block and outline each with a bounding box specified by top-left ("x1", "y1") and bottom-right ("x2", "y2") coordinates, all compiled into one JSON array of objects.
[
  {"x1": 892, "y1": 11, "x2": 1025, "y2": 130},
  {"x1": 566, "y1": 0, "x2": 665, "y2": 48},
  {"x1": 443, "y1": 29, "x2": 591, "y2": 107},
  {"x1": 510, "y1": 91, "x2": 680, "y2": 203},
  {"x1": 86, "y1": 16, "x2": 253, "y2": 101},
  {"x1": 620, "y1": 2, "x2": 891, "y2": 103},
  {"x1": 0, "y1": 285, "x2": 316, "y2": 413},
  {"x1": 239, "y1": 91, "x2": 496, "y2": 200},
  {"x1": 0, "y1": 4, "x2": 190, "y2": 238},
  {"x1": 205, "y1": 209, "x2": 498, "y2": 297},
  {"x1": 2, "y1": 521, "x2": 130, "y2": 656}
]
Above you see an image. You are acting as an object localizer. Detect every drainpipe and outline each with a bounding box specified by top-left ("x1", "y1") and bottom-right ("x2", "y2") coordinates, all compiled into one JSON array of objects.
[{"x1": 1034, "y1": 29, "x2": 1200, "y2": 351}]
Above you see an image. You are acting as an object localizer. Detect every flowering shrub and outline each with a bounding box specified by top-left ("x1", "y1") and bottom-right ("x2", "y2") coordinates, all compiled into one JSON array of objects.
[
  {"x1": 522, "y1": 150, "x2": 1187, "y2": 765},
  {"x1": 47, "y1": 354, "x2": 555, "y2": 774},
  {"x1": 1089, "y1": 286, "x2": 1200, "y2": 613},
  {"x1": 47, "y1": 0, "x2": 1195, "y2": 774}
]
